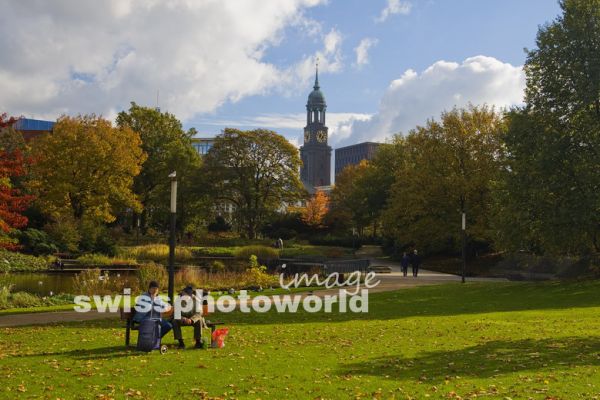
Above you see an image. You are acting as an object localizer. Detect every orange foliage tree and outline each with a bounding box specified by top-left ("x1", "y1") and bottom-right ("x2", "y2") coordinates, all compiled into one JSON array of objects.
[{"x1": 301, "y1": 190, "x2": 329, "y2": 228}]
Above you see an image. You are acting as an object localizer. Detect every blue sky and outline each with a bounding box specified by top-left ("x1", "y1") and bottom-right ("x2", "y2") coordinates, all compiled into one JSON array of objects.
[
  {"x1": 185, "y1": 0, "x2": 561, "y2": 145},
  {"x1": 0, "y1": 0, "x2": 562, "y2": 148}
]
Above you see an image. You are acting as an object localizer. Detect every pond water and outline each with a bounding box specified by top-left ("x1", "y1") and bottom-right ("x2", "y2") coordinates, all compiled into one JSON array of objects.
[
  {"x1": 0, "y1": 272, "x2": 133, "y2": 296},
  {"x1": 0, "y1": 273, "x2": 77, "y2": 296}
]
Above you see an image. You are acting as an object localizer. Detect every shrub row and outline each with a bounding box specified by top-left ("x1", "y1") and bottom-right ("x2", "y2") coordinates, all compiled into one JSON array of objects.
[
  {"x1": 0, "y1": 250, "x2": 49, "y2": 272},
  {"x1": 0, "y1": 286, "x2": 74, "y2": 310}
]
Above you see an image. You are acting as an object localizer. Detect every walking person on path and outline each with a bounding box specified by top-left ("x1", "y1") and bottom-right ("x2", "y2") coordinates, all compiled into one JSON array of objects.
[
  {"x1": 411, "y1": 249, "x2": 421, "y2": 277},
  {"x1": 400, "y1": 252, "x2": 410, "y2": 277}
]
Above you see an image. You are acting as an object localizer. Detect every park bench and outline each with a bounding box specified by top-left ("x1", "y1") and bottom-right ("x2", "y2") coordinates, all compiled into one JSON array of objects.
[{"x1": 120, "y1": 308, "x2": 223, "y2": 347}]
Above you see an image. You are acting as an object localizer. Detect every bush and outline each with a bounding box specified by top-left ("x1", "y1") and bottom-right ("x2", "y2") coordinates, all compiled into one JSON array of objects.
[
  {"x1": 73, "y1": 268, "x2": 140, "y2": 296},
  {"x1": 0, "y1": 250, "x2": 49, "y2": 272},
  {"x1": 234, "y1": 245, "x2": 279, "y2": 261},
  {"x1": 0, "y1": 285, "x2": 75, "y2": 310},
  {"x1": 15, "y1": 229, "x2": 59, "y2": 256},
  {"x1": 246, "y1": 255, "x2": 277, "y2": 288},
  {"x1": 173, "y1": 262, "x2": 278, "y2": 291},
  {"x1": 92, "y1": 231, "x2": 117, "y2": 256},
  {"x1": 44, "y1": 217, "x2": 81, "y2": 253},
  {"x1": 211, "y1": 260, "x2": 226, "y2": 273},
  {"x1": 270, "y1": 228, "x2": 297, "y2": 240},
  {"x1": 0, "y1": 285, "x2": 10, "y2": 309},
  {"x1": 119, "y1": 244, "x2": 194, "y2": 263},
  {"x1": 77, "y1": 253, "x2": 136, "y2": 266},
  {"x1": 79, "y1": 221, "x2": 117, "y2": 256},
  {"x1": 73, "y1": 269, "x2": 112, "y2": 296},
  {"x1": 10, "y1": 291, "x2": 42, "y2": 308},
  {"x1": 308, "y1": 235, "x2": 360, "y2": 248},
  {"x1": 207, "y1": 216, "x2": 232, "y2": 233},
  {"x1": 77, "y1": 253, "x2": 113, "y2": 265},
  {"x1": 193, "y1": 247, "x2": 236, "y2": 257},
  {"x1": 138, "y1": 262, "x2": 168, "y2": 291},
  {"x1": 45, "y1": 293, "x2": 75, "y2": 305},
  {"x1": 261, "y1": 212, "x2": 306, "y2": 239},
  {"x1": 280, "y1": 244, "x2": 353, "y2": 259}
]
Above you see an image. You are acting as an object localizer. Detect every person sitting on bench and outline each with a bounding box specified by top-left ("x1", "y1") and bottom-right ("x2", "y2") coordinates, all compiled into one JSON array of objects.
[
  {"x1": 172, "y1": 285, "x2": 206, "y2": 349},
  {"x1": 133, "y1": 281, "x2": 172, "y2": 338}
]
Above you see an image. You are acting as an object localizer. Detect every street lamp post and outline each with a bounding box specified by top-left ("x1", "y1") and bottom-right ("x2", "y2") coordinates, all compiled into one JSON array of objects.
[
  {"x1": 461, "y1": 212, "x2": 466, "y2": 283},
  {"x1": 168, "y1": 171, "x2": 177, "y2": 302}
]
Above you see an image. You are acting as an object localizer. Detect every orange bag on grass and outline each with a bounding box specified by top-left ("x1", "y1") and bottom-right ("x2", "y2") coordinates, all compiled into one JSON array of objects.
[{"x1": 211, "y1": 328, "x2": 229, "y2": 348}]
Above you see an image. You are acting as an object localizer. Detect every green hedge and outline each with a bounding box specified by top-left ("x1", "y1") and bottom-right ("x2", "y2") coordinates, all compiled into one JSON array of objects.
[
  {"x1": 193, "y1": 247, "x2": 237, "y2": 257},
  {"x1": 0, "y1": 250, "x2": 49, "y2": 272},
  {"x1": 234, "y1": 245, "x2": 279, "y2": 260}
]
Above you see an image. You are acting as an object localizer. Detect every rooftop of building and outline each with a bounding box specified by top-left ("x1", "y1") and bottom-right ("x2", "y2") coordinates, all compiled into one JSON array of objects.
[
  {"x1": 13, "y1": 118, "x2": 55, "y2": 131},
  {"x1": 335, "y1": 141, "x2": 382, "y2": 151}
]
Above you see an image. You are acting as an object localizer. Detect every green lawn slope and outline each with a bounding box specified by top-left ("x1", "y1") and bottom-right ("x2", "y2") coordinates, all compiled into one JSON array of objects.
[{"x1": 1, "y1": 281, "x2": 600, "y2": 399}]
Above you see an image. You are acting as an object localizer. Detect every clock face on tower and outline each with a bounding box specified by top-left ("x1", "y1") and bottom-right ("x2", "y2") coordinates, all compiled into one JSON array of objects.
[
  {"x1": 316, "y1": 130, "x2": 327, "y2": 143},
  {"x1": 304, "y1": 129, "x2": 310, "y2": 142}
]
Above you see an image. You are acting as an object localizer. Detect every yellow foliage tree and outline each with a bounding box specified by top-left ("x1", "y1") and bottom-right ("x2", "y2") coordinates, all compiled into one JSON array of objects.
[
  {"x1": 382, "y1": 105, "x2": 505, "y2": 253},
  {"x1": 28, "y1": 115, "x2": 146, "y2": 224},
  {"x1": 301, "y1": 190, "x2": 329, "y2": 228}
]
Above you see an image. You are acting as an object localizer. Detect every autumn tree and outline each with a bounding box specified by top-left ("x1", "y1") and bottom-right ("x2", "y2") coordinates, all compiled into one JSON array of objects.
[
  {"x1": 382, "y1": 105, "x2": 505, "y2": 253},
  {"x1": 0, "y1": 114, "x2": 34, "y2": 249},
  {"x1": 497, "y1": 0, "x2": 600, "y2": 254},
  {"x1": 328, "y1": 160, "x2": 372, "y2": 235},
  {"x1": 202, "y1": 128, "x2": 304, "y2": 239},
  {"x1": 27, "y1": 115, "x2": 146, "y2": 250},
  {"x1": 301, "y1": 190, "x2": 329, "y2": 228},
  {"x1": 116, "y1": 103, "x2": 205, "y2": 234}
]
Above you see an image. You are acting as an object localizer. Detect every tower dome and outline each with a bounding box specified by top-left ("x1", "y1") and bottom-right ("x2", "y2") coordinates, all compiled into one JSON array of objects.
[{"x1": 307, "y1": 66, "x2": 326, "y2": 107}]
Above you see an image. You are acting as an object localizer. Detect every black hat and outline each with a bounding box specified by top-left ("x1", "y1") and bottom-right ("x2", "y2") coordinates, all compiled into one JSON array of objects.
[
  {"x1": 149, "y1": 281, "x2": 159, "y2": 289},
  {"x1": 183, "y1": 285, "x2": 194, "y2": 295}
]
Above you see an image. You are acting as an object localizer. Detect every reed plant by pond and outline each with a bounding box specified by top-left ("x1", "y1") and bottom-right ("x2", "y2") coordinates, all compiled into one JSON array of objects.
[
  {"x1": 117, "y1": 242, "x2": 355, "y2": 267},
  {"x1": 70, "y1": 256, "x2": 279, "y2": 297},
  {"x1": 72, "y1": 269, "x2": 141, "y2": 297},
  {"x1": 117, "y1": 244, "x2": 194, "y2": 263},
  {"x1": 175, "y1": 265, "x2": 278, "y2": 291},
  {"x1": 76, "y1": 253, "x2": 137, "y2": 266}
]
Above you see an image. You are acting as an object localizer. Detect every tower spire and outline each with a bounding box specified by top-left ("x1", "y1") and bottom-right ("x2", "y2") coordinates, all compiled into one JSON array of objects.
[{"x1": 314, "y1": 57, "x2": 320, "y2": 90}]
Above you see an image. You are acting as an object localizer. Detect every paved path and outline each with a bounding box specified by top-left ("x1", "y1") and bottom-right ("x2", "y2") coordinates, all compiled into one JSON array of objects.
[{"x1": 0, "y1": 258, "x2": 506, "y2": 328}]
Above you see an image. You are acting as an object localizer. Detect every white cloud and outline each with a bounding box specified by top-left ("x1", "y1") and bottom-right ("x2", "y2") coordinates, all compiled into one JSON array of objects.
[
  {"x1": 193, "y1": 112, "x2": 372, "y2": 147},
  {"x1": 354, "y1": 38, "x2": 378, "y2": 68},
  {"x1": 376, "y1": 0, "x2": 412, "y2": 23},
  {"x1": 194, "y1": 113, "x2": 371, "y2": 146},
  {"x1": 273, "y1": 27, "x2": 344, "y2": 98},
  {"x1": 340, "y1": 56, "x2": 525, "y2": 147},
  {"x1": 0, "y1": 0, "x2": 337, "y2": 122}
]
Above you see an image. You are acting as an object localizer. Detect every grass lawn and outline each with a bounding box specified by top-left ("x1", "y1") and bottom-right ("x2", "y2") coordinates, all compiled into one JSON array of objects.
[
  {"x1": 0, "y1": 287, "x2": 321, "y2": 316},
  {"x1": 2, "y1": 281, "x2": 600, "y2": 399}
]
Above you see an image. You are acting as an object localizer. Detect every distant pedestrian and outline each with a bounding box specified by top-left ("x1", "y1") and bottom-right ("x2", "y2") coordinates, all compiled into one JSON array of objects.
[
  {"x1": 411, "y1": 249, "x2": 421, "y2": 277},
  {"x1": 277, "y1": 238, "x2": 284, "y2": 250},
  {"x1": 400, "y1": 252, "x2": 410, "y2": 277}
]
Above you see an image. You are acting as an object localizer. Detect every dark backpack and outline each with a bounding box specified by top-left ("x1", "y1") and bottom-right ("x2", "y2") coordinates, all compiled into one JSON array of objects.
[{"x1": 136, "y1": 319, "x2": 161, "y2": 352}]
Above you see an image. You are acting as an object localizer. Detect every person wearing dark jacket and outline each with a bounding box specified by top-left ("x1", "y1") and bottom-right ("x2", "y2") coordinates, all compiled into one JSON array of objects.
[
  {"x1": 411, "y1": 249, "x2": 421, "y2": 277},
  {"x1": 400, "y1": 252, "x2": 410, "y2": 277},
  {"x1": 172, "y1": 285, "x2": 206, "y2": 349}
]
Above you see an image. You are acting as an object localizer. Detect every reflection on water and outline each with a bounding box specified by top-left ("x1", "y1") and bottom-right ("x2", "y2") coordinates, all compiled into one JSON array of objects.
[
  {"x1": 0, "y1": 273, "x2": 76, "y2": 296},
  {"x1": 0, "y1": 272, "x2": 134, "y2": 296}
]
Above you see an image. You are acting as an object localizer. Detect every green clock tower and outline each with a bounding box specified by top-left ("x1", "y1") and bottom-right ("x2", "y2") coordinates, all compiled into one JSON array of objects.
[{"x1": 300, "y1": 64, "x2": 332, "y2": 190}]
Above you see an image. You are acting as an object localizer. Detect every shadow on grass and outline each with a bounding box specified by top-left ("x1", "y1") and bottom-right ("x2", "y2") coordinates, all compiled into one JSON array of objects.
[
  {"x1": 17, "y1": 345, "x2": 166, "y2": 360},
  {"x1": 338, "y1": 336, "x2": 600, "y2": 382},
  {"x1": 219, "y1": 280, "x2": 600, "y2": 325}
]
